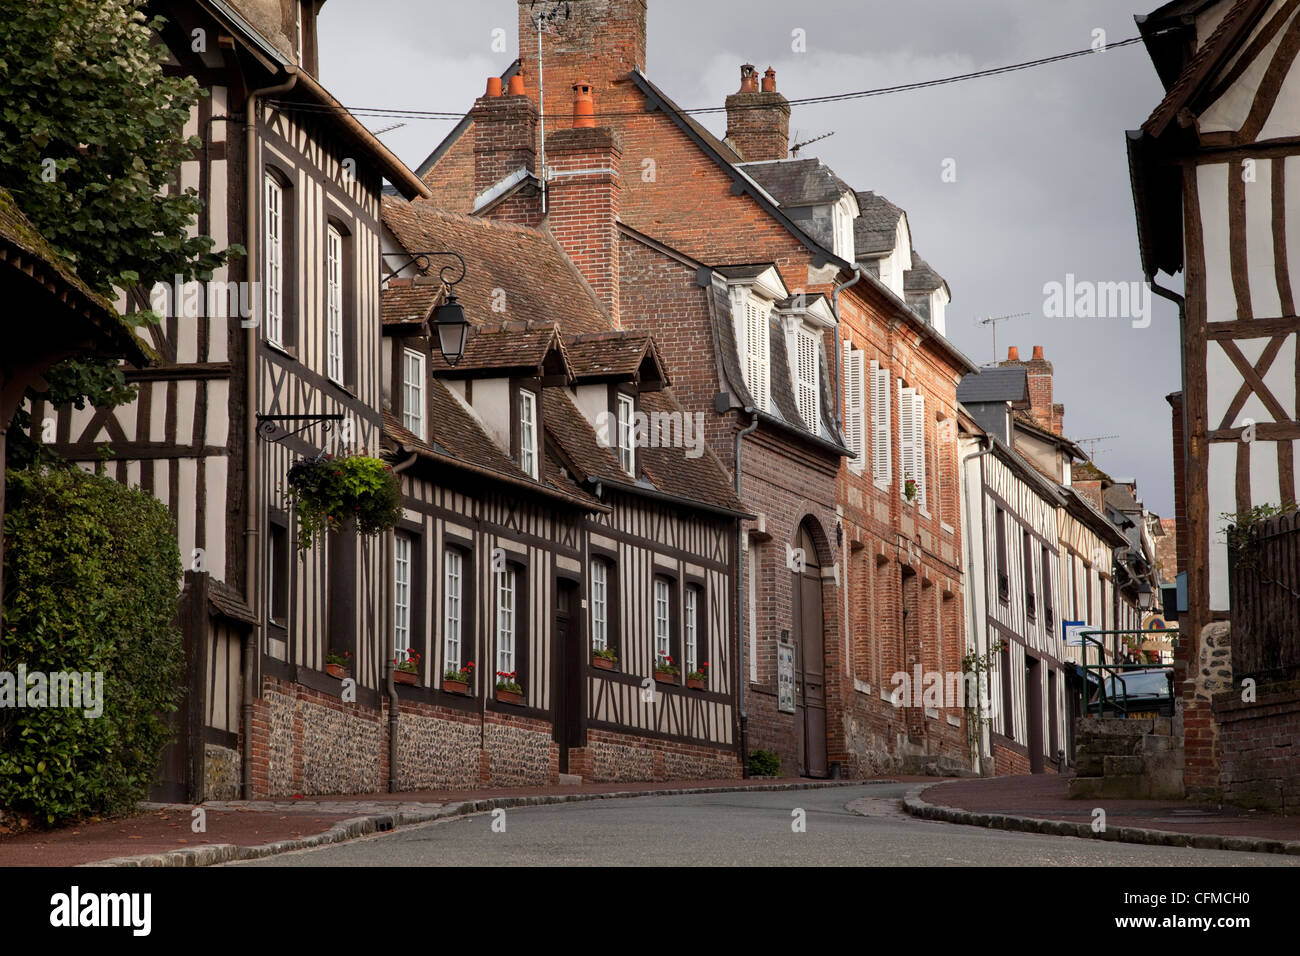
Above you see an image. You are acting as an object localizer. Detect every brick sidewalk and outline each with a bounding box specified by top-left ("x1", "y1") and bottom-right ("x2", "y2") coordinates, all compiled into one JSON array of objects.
[
  {"x1": 1, "y1": 776, "x2": 895, "y2": 867},
  {"x1": 922, "y1": 775, "x2": 1300, "y2": 843}
]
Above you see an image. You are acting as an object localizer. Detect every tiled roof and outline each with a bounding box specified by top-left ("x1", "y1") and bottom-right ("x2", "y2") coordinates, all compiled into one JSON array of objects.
[
  {"x1": 543, "y1": 389, "x2": 746, "y2": 515},
  {"x1": 853, "y1": 191, "x2": 905, "y2": 258},
  {"x1": 383, "y1": 385, "x2": 599, "y2": 511},
  {"x1": 427, "y1": 321, "x2": 569, "y2": 377},
  {"x1": 207, "y1": 579, "x2": 257, "y2": 625},
  {"x1": 381, "y1": 197, "x2": 610, "y2": 336},
  {"x1": 904, "y1": 251, "x2": 947, "y2": 296},
  {"x1": 380, "y1": 278, "x2": 440, "y2": 327},
  {"x1": 957, "y1": 366, "x2": 1029, "y2": 405},
  {"x1": 563, "y1": 330, "x2": 668, "y2": 385},
  {"x1": 738, "y1": 158, "x2": 847, "y2": 207}
]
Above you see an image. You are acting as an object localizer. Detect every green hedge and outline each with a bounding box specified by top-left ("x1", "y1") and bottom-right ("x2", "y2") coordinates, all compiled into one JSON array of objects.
[{"x1": 1, "y1": 466, "x2": 183, "y2": 824}]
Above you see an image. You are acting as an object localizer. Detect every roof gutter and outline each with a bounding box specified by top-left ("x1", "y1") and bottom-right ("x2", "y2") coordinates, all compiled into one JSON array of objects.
[{"x1": 242, "y1": 67, "x2": 298, "y2": 801}]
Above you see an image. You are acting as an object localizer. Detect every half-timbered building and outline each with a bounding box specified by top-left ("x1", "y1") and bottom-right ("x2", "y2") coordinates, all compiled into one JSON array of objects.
[
  {"x1": 34, "y1": 0, "x2": 432, "y2": 799},
  {"x1": 378, "y1": 200, "x2": 749, "y2": 783}
]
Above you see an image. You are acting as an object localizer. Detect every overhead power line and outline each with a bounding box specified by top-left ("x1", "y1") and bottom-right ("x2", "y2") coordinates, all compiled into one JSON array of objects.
[{"x1": 271, "y1": 33, "x2": 1154, "y2": 123}]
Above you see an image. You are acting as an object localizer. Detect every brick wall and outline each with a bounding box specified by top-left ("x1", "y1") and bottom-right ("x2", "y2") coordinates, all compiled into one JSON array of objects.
[
  {"x1": 547, "y1": 125, "x2": 622, "y2": 321},
  {"x1": 570, "y1": 728, "x2": 741, "y2": 782},
  {"x1": 1184, "y1": 621, "x2": 1231, "y2": 799},
  {"x1": 1212, "y1": 679, "x2": 1300, "y2": 812}
]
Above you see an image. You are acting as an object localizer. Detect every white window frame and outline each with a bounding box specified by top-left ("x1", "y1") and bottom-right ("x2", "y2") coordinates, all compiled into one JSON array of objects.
[
  {"x1": 743, "y1": 297, "x2": 771, "y2": 412},
  {"x1": 870, "y1": 360, "x2": 892, "y2": 487},
  {"x1": 794, "y1": 327, "x2": 820, "y2": 430},
  {"x1": 844, "y1": 345, "x2": 866, "y2": 474},
  {"x1": 684, "y1": 586, "x2": 698, "y2": 674},
  {"x1": 402, "y1": 348, "x2": 425, "y2": 441},
  {"x1": 443, "y1": 548, "x2": 462, "y2": 670},
  {"x1": 264, "y1": 173, "x2": 284, "y2": 346},
  {"x1": 326, "y1": 225, "x2": 344, "y2": 385},
  {"x1": 616, "y1": 392, "x2": 636, "y2": 476},
  {"x1": 393, "y1": 534, "x2": 412, "y2": 662},
  {"x1": 653, "y1": 578, "x2": 671, "y2": 662},
  {"x1": 519, "y1": 388, "x2": 539, "y2": 479},
  {"x1": 495, "y1": 565, "x2": 516, "y2": 674},
  {"x1": 590, "y1": 560, "x2": 608, "y2": 651},
  {"x1": 899, "y1": 385, "x2": 927, "y2": 510}
]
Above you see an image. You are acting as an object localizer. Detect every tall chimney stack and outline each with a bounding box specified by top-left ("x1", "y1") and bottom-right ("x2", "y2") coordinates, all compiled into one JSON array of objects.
[
  {"x1": 1000, "y1": 344, "x2": 1061, "y2": 435},
  {"x1": 546, "y1": 82, "x2": 623, "y2": 324},
  {"x1": 726, "y1": 64, "x2": 791, "y2": 162},
  {"x1": 471, "y1": 73, "x2": 540, "y2": 226}
]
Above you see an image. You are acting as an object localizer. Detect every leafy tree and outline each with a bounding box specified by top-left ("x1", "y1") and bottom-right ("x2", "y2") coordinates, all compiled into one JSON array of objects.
[
  {"x1": 0, "y1": 0, "x2": 241, "y2": 464},
  {"x1": 1, "y1": 466, "x2": 183, "y2": 825}
]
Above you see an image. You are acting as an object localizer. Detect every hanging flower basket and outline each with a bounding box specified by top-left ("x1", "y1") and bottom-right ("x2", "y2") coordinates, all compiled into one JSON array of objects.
[{"x1": 286, "y1": 453, "x2": 402, "y2": 551}]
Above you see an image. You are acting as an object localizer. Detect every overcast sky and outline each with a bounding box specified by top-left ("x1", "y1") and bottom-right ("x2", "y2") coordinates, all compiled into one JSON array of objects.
[{"x1": 319, "y1": 0, "x2": 1179, "y2": 515}]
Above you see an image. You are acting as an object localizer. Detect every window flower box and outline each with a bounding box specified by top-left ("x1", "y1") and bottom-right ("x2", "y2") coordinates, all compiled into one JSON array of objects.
[
  {"x1": 443, "y1": 662, "x2": 474, "y2": 695},
  {"x1": 592, "y1": 648, "x2": 618, "y2": 671},
  {"x1": 325, "y1": 649, "x2": 351, "y2": 679},
  {"x1": 495, "y1": 672, "x2": 523, "y2": 705}
]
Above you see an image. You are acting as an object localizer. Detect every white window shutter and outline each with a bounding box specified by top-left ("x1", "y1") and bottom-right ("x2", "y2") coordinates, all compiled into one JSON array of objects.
[
  {"x1": 795, "y1": 328, "x2": 819, "y2": 429},
  {"x1": 745, "y1": 300, "x2": 769, "y2": 412},
  {"x1": 871, "y1": 361, "x2": 891, "y2": 485},
  {"x1": 912, "y1": 392, "x2": 927, "y2": 510},
  {"x1": 846, "y1": 347, "x2": 865, "y2": 472},
  {"x1": 899, "y1": 385, "x2": 916, "y2": 499}
]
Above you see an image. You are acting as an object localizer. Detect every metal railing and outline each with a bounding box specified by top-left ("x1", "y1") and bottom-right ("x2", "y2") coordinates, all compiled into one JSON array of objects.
[{"x1": 1076, "y1": 628, "x2": 1178, "y2": 718}]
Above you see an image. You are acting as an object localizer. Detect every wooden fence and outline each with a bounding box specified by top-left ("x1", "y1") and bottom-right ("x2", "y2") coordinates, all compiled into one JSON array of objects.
[{"x1": 1228, "y1": 512, "x2": 1300, "y2": 683}]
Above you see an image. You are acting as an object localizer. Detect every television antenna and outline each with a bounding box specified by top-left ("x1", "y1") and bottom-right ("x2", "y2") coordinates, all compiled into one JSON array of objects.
[
  {"x1": 1077, "y1": 435, "x2": 1119, "y2": 461},
  {"x1": 978, "y1": 311, "x2": 1029, "y2": 366},
  {"x1": 790, "y1": 130, "x2": 835, "y2": 156},
  {"x1": 529, "y1": 2, "x2": 572, "y2": 215}
]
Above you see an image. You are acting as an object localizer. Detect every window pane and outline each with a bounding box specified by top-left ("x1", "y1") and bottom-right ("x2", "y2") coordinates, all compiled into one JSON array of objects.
[
  {"x1": 590, "y1": 560, "x2": 607, "y2": 651},
  {"x1": 403, "y1": 348, "x2": 425, "y2": 440},
  {"x1": 685, "y1": 587, "x2": 697, "y2": 674},
  {"x1": 394, "y1": 536, "x2": 411, "y2": 659},
  {"x1": 520, "y1": 390, "x2": 538, "y2": 479},
  {"x1": 496, "y1": 568, "x2": 515, "y2": 673},
  {"x1": 654, "y1": 578, "x2": 670, "y2": 660},
  {"x1": 326, "y1": 227, "x2": 343, "y2": 384},
  {"x1": 443, "y1": 549, "x2": 462, "y2": 670},
  {"x1": 264, "y1": 175, "x2": 283, "y2": 346}
]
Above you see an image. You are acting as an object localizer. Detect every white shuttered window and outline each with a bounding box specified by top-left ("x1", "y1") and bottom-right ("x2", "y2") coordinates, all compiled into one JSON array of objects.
[
  {"x1": 899, "y1": 386, "x2": 927, "y2": 509},
  {"x1": 654, "y1": 578, "x2": 670, "y2": 661},
  {"x1": 590, "y1": 560, "x2": 608, "y2": 651},
  {"x1": 795, "y1": 327, "x2": 819, "y2": 429},
  {"x1": 870, "y1": 360, "x2": 892, "y2": 486},
  {"x1": 744, "y1": 299, "x2": 771, "y2": 411},
  {"x1": 403, "y1": 348, "x2": 425, "y2": 440},
  {"x1": 844, "y1": 345, "x2": 866, "y2": 473},
  {"x1": 496, "y1": 567, "x2": 515, "y2": 673},
  {"x1": 443, "y1": 549, "x2": 462, "y2": 669},
  {"x1": 519, "y1": 389, "x2": 538, "y2": 479},
  {"x1": 393, "y1": 535, "x2": 411, "y2": 661}
]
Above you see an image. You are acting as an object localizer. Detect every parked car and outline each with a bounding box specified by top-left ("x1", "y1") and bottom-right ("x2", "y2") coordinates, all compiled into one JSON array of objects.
[{"x1": 1089, "y1": 667, "x2": 1174, "y2": 718}]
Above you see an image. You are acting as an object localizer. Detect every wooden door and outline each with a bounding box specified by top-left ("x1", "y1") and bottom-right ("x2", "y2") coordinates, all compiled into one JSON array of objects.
[
  {"x1": 1026, "y1": 655, "x2": 1044, "y2": 773},
  {"x1": 792, "y1": 526, "x2": 828, "y2": 778},
  {"x1": 552, "y1": 578, "x2": 582, "y2": 773}
]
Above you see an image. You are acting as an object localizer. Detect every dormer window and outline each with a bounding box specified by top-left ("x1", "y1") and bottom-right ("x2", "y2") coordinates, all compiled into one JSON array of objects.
[
  {"x1": 616, "y1": 392, "x2": 636, "y2": 476},
  {"x1": 776, "y1": 293, "x2": 835, "y2": 434},
  {"x1": 519, "y1": 388, "x2": 538, "y2": 479},
  {"x1": 725, "y1": 265, "x2": 789, "y2": 415}
]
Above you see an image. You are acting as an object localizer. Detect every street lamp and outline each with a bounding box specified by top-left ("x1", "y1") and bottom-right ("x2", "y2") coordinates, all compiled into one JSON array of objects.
[
  {"x1": 382, "y1": 249, "x2": 471, "y2": 365},
  {"x1": 1136, "y1": 582, "x2": 1154, "y2": 611},
  {"x1": 433, "y1": 292, "x2": 469, "y2": 366}
]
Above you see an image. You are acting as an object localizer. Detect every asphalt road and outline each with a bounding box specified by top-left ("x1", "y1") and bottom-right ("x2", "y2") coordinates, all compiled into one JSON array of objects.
[{"x1": 230, "y1": 783, "x2": 1298, "y2": 867}]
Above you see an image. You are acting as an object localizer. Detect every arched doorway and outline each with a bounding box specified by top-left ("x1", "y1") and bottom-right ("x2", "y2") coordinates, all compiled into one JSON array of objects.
[{"x1": 792, "y1": 522, "x2": 828, "y2": 777}]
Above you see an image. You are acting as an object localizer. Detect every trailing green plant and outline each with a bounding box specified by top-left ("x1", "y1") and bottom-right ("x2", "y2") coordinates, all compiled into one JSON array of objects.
[
  {"x1": 1222, "y1": 501, "x2": 1299, "y2": 573},
  {"x1": 0, "y1": 466, "x2": 183, "y2": 826},
  {"x1": 747, "y1": 749, "x2": 781, "y2": 778},
  {"x1": 286, "y1": 454, "x2": 402, "y2": 551}
]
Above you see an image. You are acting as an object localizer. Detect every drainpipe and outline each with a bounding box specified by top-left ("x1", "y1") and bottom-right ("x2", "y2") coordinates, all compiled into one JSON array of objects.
[
  {"x1": 960, "y1": 435, "x2": 995, "y2": 774},
  {"x1": 734, "y1": 408, "x2": 759, "y2": 775},
  {"x1": 387, "y1": 452, "x2": 418, "y2": 793},
  {"x1": 241, "y1": 68, "x2": 298, "y2": 801},
  {"x1": 831, "y1": 269, "x2": 863, "y2": 430}
]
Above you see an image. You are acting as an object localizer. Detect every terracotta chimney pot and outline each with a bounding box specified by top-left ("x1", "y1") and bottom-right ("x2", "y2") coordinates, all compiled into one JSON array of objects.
[
  {"x1": 507, "y1": 72, "x2": 525, "y2": 96},
  {"x1": 573, "y1": 79, "x2": 595, "y2": 128},
  {"x1": 1007, "y1": 345, "x2": 1020, "y2": 361},
  {"x1": 762, "y1": 67, "x2": 776, "y2": 92},
  {"x1": 1032, "y1": 345, "x2": 1044, "y2": 360},
  {"x1": 738, "y1": 64, "x2": 759, "y2": 93},
  {"x1": 485, "y1": 76, "x2": 502, "y2": 98}
]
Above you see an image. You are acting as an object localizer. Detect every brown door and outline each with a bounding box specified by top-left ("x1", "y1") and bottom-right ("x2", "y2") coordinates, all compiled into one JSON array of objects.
[
  {"x1": 552, "y1": 578, "x2": 582, "y2": 773},
  {"x1": 1026, "y1": 655, "x2": 1044, "y2": 773},
  {"x1": 792, "y1": 526, "x2": 828, "y2": 778}
]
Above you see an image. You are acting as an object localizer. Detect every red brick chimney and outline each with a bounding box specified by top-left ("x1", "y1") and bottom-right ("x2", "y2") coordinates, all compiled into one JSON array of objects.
[
  {"x1": 546, "y1": 82, "x2": 622, "y2": 324},
  {"x1": 471, "y1": 75, "x2": 540, "y2": 226},
  {"x1": 726, "y1": 65, "x2": 791, "y2": 162},
  {"x1": 1000, "y1": 344, "x2": 1061, "y2": 435},
  {"x1": 515, "y1": 0, "x2": 647, "y2": 131}
]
